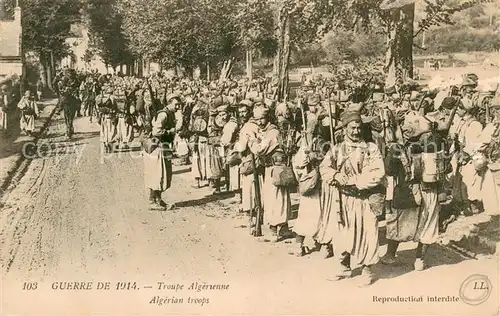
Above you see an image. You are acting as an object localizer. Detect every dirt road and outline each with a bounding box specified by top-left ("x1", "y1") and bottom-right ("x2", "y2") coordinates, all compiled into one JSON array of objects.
[{"x1": 1, "y1": 115, "x2": 498, "y2": 315}]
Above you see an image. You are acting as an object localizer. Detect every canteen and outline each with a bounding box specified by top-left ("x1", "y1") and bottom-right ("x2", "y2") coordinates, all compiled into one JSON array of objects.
[
  {"x1": 472, "y1": 153, "x2": 488, "y2": 172},
  {"x1": 421, "y1": 150, "x2": 446, "y2": 183}
]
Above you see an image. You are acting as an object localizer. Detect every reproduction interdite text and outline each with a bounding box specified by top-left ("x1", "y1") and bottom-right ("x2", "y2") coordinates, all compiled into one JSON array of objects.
[{"x1": 373, "y1": 295, "x2": 460, "y2": 304}]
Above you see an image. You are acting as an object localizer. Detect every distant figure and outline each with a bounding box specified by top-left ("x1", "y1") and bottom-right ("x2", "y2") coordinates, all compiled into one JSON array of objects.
[
  {"x1": 17, "y1": 90, "x2": 39, "y2": 136},
  {"x1": 0, "y1": 84, "x2": 15, "y2": 133},
  {"x1": 434, "y1": 60, "x2": 440, "y2": 71},
  {"x1": 36, "y1": 80, "x2": 43, "y2": 102}
]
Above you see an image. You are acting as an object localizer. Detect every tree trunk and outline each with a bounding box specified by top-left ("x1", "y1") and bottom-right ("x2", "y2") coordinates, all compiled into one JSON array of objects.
[
  {"x1": 246, "y1": 49, "x2": 253, "y2": 81},
  {"x1": 272, "y1": 0, "x2": 291, "y2": 102},
  {"x1": 50, "y1": 52, "x2": 55, "y2": 77},
  {"x1": 46, "y1": 61, "x2": 53, "y2": 90},
  {"x1": 39, "y1": 62, "x2": 48, "y2": 89},
  {"x1": 193, "y1": 65, "x2": 201, "y2": 80},
  {"x1": 206, "y1": 61, "x2": 210, "y2": 81},
  {"x1": 384, "y1": 3, "x2": 415, "y2": 88},
  {"x1": 219, "y1": 58, "x2": 234, "y2": 83}
]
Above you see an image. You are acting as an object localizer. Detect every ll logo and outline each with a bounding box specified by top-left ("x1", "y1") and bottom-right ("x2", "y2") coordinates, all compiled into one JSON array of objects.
[{"x1": 459, "y1": 274, "x2": 492, "y2": 306}]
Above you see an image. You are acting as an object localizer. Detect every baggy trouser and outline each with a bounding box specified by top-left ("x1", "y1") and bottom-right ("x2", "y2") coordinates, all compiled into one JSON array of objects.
[
  {"x1": 114, "y1": 116, "x2": 134, "y2": 145},
  {"x1": 64, "y1": 106, "x2": 76, "y2": 137},
  {"x1": 192, "y1": 140, "x2": 208, "y2": 181}
]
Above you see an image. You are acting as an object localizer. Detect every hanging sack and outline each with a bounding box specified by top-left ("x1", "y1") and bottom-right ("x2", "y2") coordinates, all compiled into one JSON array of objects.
[
  {"x1": 142, "y1": 137, "x2": 160, "y2": 154},
  {"x1": 298, "y1": 168, "x2": 320, "y2": 196},
  {"x1": 271, "y1": 165, "x2": 297, "y2": 187},
  {"x1": 239, "y1": 155, "x2": 255, "y2": 175},
  {"x1": 227, "y1": 150, "x2": 242, "y2": 167},
  {"x1": 368, "y1": 192, "x2": 386, "y2": 216},
  {"x1": 392, "y1": 182, "x2": 419, "y2": 210}
]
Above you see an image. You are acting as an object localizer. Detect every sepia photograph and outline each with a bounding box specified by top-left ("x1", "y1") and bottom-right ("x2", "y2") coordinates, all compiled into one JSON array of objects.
[{"x1": 0, "y1": 0, "x2": 499, "y2": 314}]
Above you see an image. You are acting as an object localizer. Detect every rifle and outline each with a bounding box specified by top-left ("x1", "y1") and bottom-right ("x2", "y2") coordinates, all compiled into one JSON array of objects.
[
  {"x1": 250, "y1": 153, "x2": 263, "y2": 237},
  {"x1": 327, "y1": 90, "x2": 344, "y2": 225},
  {"x1": 298, "y1": 97, "x2": 309, "y2": 150}
]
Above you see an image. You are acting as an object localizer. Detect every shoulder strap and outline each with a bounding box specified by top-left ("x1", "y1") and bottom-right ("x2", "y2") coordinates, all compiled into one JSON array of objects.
[{"x1": 358, "y1": 145, "x2": 368, "y2": 173}]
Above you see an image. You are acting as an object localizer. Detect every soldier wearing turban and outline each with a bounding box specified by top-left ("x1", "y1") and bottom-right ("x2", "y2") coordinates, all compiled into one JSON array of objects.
[
  {"x1": 477, "y1": 93, "x2": 500, "y2": 216},
  {"x1": 143, "y1": 88, "x2": 178, "y2": 210},
  {"x1": 318, "y1": 109, "x2": 385, "y2": 286},
  {"x1": 206, "y1": 100, "x2": 237, "y2": 194},
  {"x1": 249, "y1": 105, "x2": 293, "y2": 241},
  {"x1": 233, "y1": 99, "x2": 260, "y2": 214},
  {"x1": 112, "y1": 87, "x2": 134, "y2": 149},
  {"x1": 450, "y1": 91, "x2": 485, "y2": 216}
]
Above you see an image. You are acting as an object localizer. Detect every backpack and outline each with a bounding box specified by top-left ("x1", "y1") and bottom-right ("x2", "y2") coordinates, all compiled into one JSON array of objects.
[{"x1": 190, "y1": 103, "x2": 209, "y2": 134}]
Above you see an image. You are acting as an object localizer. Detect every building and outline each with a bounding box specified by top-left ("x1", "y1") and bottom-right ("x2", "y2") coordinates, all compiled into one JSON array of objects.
[
  {"x1": 60, "y1": 24, "x2": 109, "y2": 73},
  {"x1": 0, "y1": 3, "x2": 23, "y2": 80}
]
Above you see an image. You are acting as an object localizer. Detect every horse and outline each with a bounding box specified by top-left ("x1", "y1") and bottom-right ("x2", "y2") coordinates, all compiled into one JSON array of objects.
[{"x1": 56, "y1": 91, "x2": 81, "y2": 139}]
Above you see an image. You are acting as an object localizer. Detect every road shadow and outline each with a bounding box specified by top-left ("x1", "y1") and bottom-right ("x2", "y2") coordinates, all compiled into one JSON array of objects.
[
  {"x1": 451, "y1": 215, "x2": 500, "y2": 256},
  {"x1": 475, "y1": 215, "x2": 500, "y2": 254},
  {"x1": 70, "y1": 131, "x2": 100, "y2": 142},
  {"x1": 174, "y1": 191, "x2": 237, "y2": 208},
  {"x1": 0, "y1": 110, "x2": 22, "y2": 159},
  {"x1": 172, "y1": 166, "x2": 192, "y2": 175},
  {"x1": 373, "y1": 244, "x2": 467, "y2": 281}
]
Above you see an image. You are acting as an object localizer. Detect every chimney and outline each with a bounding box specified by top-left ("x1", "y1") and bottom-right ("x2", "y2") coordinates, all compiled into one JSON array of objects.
[
  {"x1": 14, "y1": 1, "x2": 21, "y2": 22},
  {"x1": 14, "y1": 1, "x2": 22, "y2": 58}
]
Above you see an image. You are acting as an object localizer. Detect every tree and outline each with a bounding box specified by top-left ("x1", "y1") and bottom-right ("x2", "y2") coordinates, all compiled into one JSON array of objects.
[
  {"x1": 3, "y1": 0, "x2": 83, "y2": 89},
  {"x1": 234, "y1": 0, "x2": 277, "y2": 79},
  {"x1": 85, "y1": 0, "x2": 134, "y2": 73},
  {"x1": 290, "y1": 0, "x2": 490, "y2": 87},
  {"x1": 118, "y1": 0, "x2": 245, "y2": 79}
]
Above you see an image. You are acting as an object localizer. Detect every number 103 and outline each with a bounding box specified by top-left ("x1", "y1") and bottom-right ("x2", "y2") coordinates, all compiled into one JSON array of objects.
[{"x1": 22, "y1": 282, "x2": 38, "y2": 290}]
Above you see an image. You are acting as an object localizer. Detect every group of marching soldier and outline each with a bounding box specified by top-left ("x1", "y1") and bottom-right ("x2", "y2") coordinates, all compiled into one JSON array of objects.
[{"x1": 65, "y1": 69, "x2": 500, "y2": 287}]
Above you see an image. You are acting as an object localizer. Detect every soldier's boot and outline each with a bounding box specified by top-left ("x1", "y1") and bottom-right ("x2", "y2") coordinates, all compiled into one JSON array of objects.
[
  {"x1": 155, "y1": 191, "x2": 168, "y2": 209},
  {"x1": 147, "y1": 189, "x2": 158, "y2": 210},
  {"x1": 212, "y1": 179, "x2": 222, "y2": 194},
  {"x1": 289, "y1": 235, "x2": 306, "y2": 257},
  {"x1": 320, "y1": 243, "x2": 333, "y2": 259}
]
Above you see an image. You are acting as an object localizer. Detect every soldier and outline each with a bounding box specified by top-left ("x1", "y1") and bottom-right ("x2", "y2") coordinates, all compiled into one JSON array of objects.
[
  {"x1": 113, "y1": 87, "x2": 134, "y2": 150},
  {"x1": 0, "y1": 84, "x2": 15, "y2": 134},
  {"x1": 382, "y1": 110, "x2": 445, "y2": 271},
  {"x1": 134, "y1": 85, "x2": 146, "y2": 135},
  {"x1": 97, "y1": 86, "x2": 118, "y2": 153},
  {"x1": 319, "y1": 110, "x2": 385, "y2": 286},
  {"x1": 477, "y1": 94, "x2": 500, "y2": 215},
  {"x1": 291, "y1": 101, "x2": 324, "y2": 256},
  {"x1": 17, "y1": 90, "x2": 39, "y2": 136},
  {"x1": 206, "y1": 96, "x2": 223, "y2": 190},
  {"x1": 36, "y1": 79, "x2": 43, "y2": 102},
  {"x1": 249, "y1": 106, "x2": 293, "y2": 242},
  {"x1": 173, "y1": 93, "x2": 190, "y2": 165},
  {"x1": 220, "y1": 102, "x2": 240, "y2": 193},
  {"x1": 450, "y1": 93, "x2": 485, "y2": 215},
  {"x1": 143, "y1": 91, "x2": 178, "y2": 210},
  {"x1": 207, "y1": 102, "x2": 237, "y2": 194},
  {"x1": 189, "y1": 97, "x2": 210, "y2": 187},
  {"x1": 234, "y1": 100, "x2": 259, "y2": 214}
]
